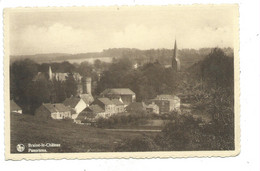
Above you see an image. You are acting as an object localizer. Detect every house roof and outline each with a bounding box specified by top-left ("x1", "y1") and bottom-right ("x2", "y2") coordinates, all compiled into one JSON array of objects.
[
  {"x1": 10, "y1": 100, "x2": 22, "y2": 111},
  {"x1": 63, "y1": 97, "x2": 81, "y2": 108},
  {"x1": 126, "y1": 102, "x2": 145, "y2": 111},
  {"x1": 43, "y1": 103, "x2": 70, "y2": 113},
  {"x1": 97, "y1": 98, "x2": 114, "y2": 105},
  {"x1": 80, "y1": 94, "x2": 94, "y2": 104},
  {"x1": 101, "y1": 88, "x2": 135, "y2": 95},
  {"x1": 76, "y1": 111, "x2": 97, "y2": 120},
  {"x1": 111, "y1": 99, "x2": 124, "y2": 106},
  {"x1": 87, "y1": 104, "x2": 105, "y2": 113}
]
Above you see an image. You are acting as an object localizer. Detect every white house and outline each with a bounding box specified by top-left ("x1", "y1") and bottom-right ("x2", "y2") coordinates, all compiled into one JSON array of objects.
[
  {"x1": 35, "y1": 103, "x2": 71, "y2": 119},
  {"x1": 63, "y1": 97, "x2": 88, "y2": 119}
]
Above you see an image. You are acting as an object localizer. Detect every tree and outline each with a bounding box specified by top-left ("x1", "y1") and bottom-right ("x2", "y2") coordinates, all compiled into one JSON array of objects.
[
  {"x1": 10, "y1": 59, "x2": 39, "y2": 112},
  {"x1": 64, "y1": 73, "x2": 78, "y2": 97},
  {"x1": 29, "y1": 77, "x2": 51, "y2": 114},
  {"x1": 94, "y1": 59, "x2": 102, "y2": 70},
  {"x1": 188, "y1": 48, "x2": 234, "y2": 90},
  {"x1": 53, "y1": 78, "x2": 67, "y2": 103},
  {"x1": 77, "y1": 61, "x2": 93, "y2": 77}
]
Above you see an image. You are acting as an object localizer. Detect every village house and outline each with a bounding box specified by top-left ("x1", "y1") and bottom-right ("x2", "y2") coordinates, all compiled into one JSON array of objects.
[
  {"x1": 10, "y1": 100, "x2": 22, "y2": 114},
  {"x1": 150, "y1": 94, "x2": 181, "y2": 114},
  {"x1": 91, "y1": 98, "x2": 116, "y2": 117},
  {"x1": 79, "y1": 94, "x2": 94, "y2": 105},
  {"x1": 48, "y1": 66, "x2": 82, "y2": 83},
  {"x1": 63, "y1": 96, "x2": 87, "y2": 119},
  {"x1": 111, "y1": 98, "x2": 125, "y2": 113},
  {"x1": 33, "y1": 67, "x2": 82, "y2": 83},
  {"x1": 35, "y1": 103, "x2": 71, "y2": 119},
  {"x1": 100, "y1": 88, "x2": 136, "y2": 106},
  {"x1": 143, "y1": 102, "x2": 160, "y2": 114},
  {"x1": 126, "y1": 102, "x2": 146, "y2": 113},
  {"x1": 75, "y1": 104, "x2": 105, "y2": 124}
]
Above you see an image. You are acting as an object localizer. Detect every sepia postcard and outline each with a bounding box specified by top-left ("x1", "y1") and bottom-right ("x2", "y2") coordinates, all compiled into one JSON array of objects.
[{"x1": 4, "y1": 5, "x2": 240, "y2": 160}]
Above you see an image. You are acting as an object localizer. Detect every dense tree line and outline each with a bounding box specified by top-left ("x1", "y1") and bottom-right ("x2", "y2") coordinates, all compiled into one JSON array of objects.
[
  {"x1": 96, "y1": 58, "x2": 178, "y2": 101},
  {"x1": 11, "y1": 47, "x2": 233, "y2": 70},
  {"x1": 113, "y1": 48, "x2": 235, "y2": 151},
  {"x1": 10, "y1": 60, "x2": 77, "y2": 114}
]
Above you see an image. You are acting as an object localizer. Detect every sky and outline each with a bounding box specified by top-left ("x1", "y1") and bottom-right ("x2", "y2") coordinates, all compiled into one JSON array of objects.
[{"x1": 8, "y1": 5, "x2": 237, "y2": 55}]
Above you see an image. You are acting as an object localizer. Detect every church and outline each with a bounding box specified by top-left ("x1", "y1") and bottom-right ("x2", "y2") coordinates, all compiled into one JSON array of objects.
[{"x1": 171, "y1": 39, "x2": 181, "y2": 72}]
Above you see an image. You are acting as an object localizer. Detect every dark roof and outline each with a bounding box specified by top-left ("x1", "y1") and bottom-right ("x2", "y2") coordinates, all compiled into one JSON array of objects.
[
  {"x1": 63, "y1": 97, "x2": 81, "y2": 108},
  {"x1": 80, "y1": 94, "x2": 94, "y2": 104},
  {"x1": 76, "y1": 111, "x2": 97, "y2": 120},
  {"x1": 10, "y1": 100, "x2": 22, "y2": 111},
  {"x1": 126, "y1": 102, "x2": 145, "y2": 111},
  {"x1": 101, "y1": 88, "x2": 135, "y2": 95},
  {"x1": 97, "y1": 98, "x2": 114, "y2": 105},
  {"x1": 43, "y1": 103, "x2": 70, "y2": 113},
  {"x1": 111, "y1": 99, "x2": 124, "y2": 106},
  {"x1": 86, "y1": 104, "x2": 104, "y2": 114}
]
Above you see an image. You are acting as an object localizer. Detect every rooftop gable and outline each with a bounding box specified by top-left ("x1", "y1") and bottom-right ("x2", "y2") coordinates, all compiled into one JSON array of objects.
[
  {"x1": 76, "y1": 112, "x2": 97, "y2": 120},
  {"x1": 97, "y1": 98, "x2": 114, "y2": 105},
  {"x1": 87, "y1": 104, "x2": 105, "y2": 113},
  {"x1": 80, "y1": 94, "x2": 94, "y2": 104},
  {"x1": 63, "y1": 97, "x2": 81, "y2": 108},
  {"x1": 43, "y1": 103, "x2": 70, "y2": 113}
]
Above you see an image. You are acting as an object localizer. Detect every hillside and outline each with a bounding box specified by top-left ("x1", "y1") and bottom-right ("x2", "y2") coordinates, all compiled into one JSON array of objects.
[
  {"x1": 10, "y1": 47, "x2": 233, "y2": 70},
  {"x1": 10, "y1": 114, "x2": 158, "y2": 153}
]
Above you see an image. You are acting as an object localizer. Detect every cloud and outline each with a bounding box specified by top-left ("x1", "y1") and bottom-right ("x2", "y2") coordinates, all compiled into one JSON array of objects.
[
  {"x1": 11, "y1": 23, "x2": 99, "y2": 55},
  {"x1": 9, "y1": 6, "x2": 235, "y2": 55},
  {"x1": 178, "y1": 26, "x2": 233, "y2": 49},
  {"x1": 110, "y1": 24, "x2": 176, "y2": 49}
]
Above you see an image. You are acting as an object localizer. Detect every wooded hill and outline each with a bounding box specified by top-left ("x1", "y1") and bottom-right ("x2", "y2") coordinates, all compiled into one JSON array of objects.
[{"x1": 10, "y1": 47, "x2": 233, "y2": 70}]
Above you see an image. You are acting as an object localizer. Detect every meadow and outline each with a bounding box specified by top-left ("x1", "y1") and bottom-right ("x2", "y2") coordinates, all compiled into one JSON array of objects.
[{"x1": 10, "y1": 114, "x2": 159, "y2": 153}]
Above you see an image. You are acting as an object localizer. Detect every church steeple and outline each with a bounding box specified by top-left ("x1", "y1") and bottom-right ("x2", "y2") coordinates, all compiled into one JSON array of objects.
[
  {"x1": 49, "y1": 66, "x2": 53, "y2": 81},
  {"x1": 173, "y1": 39, "x2": 177, "y2": 59}
]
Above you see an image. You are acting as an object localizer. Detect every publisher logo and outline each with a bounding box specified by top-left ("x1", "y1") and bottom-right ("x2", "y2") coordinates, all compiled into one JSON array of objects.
[{"x1": 16, "y1": 144, "x2": 25, "y2": 152}]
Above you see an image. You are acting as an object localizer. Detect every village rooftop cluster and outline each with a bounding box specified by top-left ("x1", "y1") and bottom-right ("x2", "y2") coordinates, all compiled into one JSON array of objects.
[
  {"x1": 10, "y1": 41, "x2": 181, "y2": 125},
  {"x1": 11, "y1": 68, "x2": 181, "y2": 124}
]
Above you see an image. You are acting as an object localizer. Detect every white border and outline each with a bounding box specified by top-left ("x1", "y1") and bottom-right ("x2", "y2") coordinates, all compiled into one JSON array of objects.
[{"x1": 0, "y1": 0, "x2": 260, "y2": 171}]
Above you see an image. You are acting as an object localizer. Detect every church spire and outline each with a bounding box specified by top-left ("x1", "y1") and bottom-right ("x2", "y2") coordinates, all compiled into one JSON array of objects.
[
  {"x1": 172, "y1": 39, "x2": 180, "y2": 72},
  {"x1": 49, "y1": 66, "x2": 53, "y2": 81},
  {"x1": 173, "y1": 39, "x2": 177, "y2": 59}
]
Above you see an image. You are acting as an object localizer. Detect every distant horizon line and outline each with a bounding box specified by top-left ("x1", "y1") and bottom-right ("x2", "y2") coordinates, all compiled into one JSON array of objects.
[{"x1": 10, "y1": 46, "x2": 233, "y2": 57}]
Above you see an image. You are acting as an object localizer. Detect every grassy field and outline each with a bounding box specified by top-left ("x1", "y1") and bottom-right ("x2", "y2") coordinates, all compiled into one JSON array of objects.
[{"x1": 10, "y1": 114, "x2": 159, "y2": 153}]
